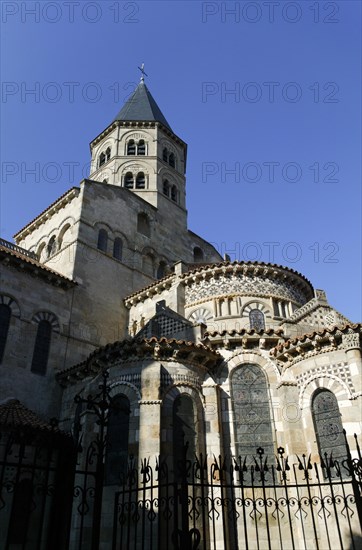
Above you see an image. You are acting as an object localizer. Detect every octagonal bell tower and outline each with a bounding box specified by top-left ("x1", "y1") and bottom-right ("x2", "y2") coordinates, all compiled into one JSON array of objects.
[{"x1": 89, "y1": 76, "x2": 187, "y2": 226}]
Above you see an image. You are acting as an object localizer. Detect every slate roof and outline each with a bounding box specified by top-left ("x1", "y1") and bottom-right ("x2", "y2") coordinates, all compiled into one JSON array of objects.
[{"x1": 113, "y1": 81, "x2": 172, "y2": 131}]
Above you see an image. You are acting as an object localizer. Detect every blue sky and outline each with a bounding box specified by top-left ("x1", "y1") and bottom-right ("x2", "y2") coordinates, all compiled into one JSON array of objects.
[{"x1": 1, "y1": 1, "x2": 361, "y2": 321}]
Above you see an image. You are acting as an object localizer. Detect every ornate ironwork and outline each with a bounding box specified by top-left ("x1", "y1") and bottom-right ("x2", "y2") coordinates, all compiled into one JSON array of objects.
[{"x1": 112, "y1": 433, "x2": 362, "y2": 550}]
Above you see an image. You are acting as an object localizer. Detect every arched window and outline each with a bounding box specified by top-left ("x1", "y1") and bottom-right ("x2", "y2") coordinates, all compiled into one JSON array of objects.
[
  {"x1": 169, "y1": 153, "x2": 175, "y2": 168},
  {"x1": 136, "y1": 172, "x2": 145, "y2": 189},
  {"x1": 142, "y1": 254, "x2": 154, "y2": 276},
  {"x1": 124, "y1": 172, "x2": 134, "y2": 189},
  {"x1": 231, "y1": 364, "x2": 274, "y2": 462},
  {"x1": 162, "y1": 148, "x2": 168, "y2": 162},
  {"x1": 312, "y1": 389, "x2": 347, "y2": 464},
  {"x1": 157, "y1": 261, "x2": 167, "y2": 279},
  {"x1": 249, "y1": 309, "x2": 265, "y2": 331},
  {"x1": 99, "y1": 151, "x2": 106, "y2": 167},
  {"x1": 105, "y1": 394, "x2": 130, "y2": 485},
  {"x1": 105, "y1": 147, "x2": 111, "y2": 161},
  {"x1": 127, "y1": 140, "x2": 136, "y2": 155},
  {"x1": 173, "y1": 395, "x2": 196, "y2": 475},
  {"x1": 113, "y1": 237, "x2": 123, "y2": 261},
  {"x1": 0, "y1": 304, "x2": 11, "y2": 364},
  {"x1": 193, "y1": 247, "x2": 204, "y2": 263},
  {"x1": 97, "y1": 229, "x2": 108, "y2": 252},
  {"x1": 137, "y1": 213, "x2": 150, "y2": 237},
  {"x1": 163, "y1": 180, "x2": 170, "y2": 197},
  {"x1": 102, "y1": 178, "x2": 108, "y2": 183},
  {"x1": 31, "y1": 320, "x2": 52, "y2": 375},
  {"x1": 58, "y1": 224, "x2": 70, "y2": 250},
  {"x1": 171, "y1": 185, "x2": 178, "y2": 202},
  {"x1": 137, "y1": 140, "x2": 146, "y2": 155},
  {"x1": 47, "y1": 236, "x2": 56, "y2": 258}
]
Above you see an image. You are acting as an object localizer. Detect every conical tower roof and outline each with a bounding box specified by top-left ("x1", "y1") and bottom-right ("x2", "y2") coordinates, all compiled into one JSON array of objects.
[{"x1": 113, "y1": 81, "x2": 172, "y2": 131}]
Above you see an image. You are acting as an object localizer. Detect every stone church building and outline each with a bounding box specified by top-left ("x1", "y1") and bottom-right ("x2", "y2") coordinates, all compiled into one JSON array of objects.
[{"x1": 0, "y1": 77, "x2": 361, "y2": 549}]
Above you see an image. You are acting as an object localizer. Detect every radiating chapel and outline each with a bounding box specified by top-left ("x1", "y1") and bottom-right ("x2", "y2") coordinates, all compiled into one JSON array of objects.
[{"x1": 0, "y1": 74, "x2": 361, "y2": 549}]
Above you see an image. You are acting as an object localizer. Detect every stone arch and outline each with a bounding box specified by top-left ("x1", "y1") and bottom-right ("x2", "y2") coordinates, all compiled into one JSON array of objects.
[
  {"x1": 162, "y1": 384, "x2": 205, "y2": 464},
  {"x1": 241, "y1": 300, "x2": 271, "y2": 318},
  {"x1": 108, "y1": 380, "x2": 141, "y2": 402},
  {"x1": 118, "y1": 162, "x2": 150, "y2": 177},
  {"x1": 93, "y1": 138, "x2": 115, "y2": 156},
  {"x1": 225, "y1": 351, "x2": 281, "y2": 385},
  {"x1": 57, "y1": 222, "x2": 71, "y2": 249},
  {"x1": 31, "y1": 311, "x2": 60, "y2": 333},
  {"x1": 299, "y1": 374, "x2": 351, "y2": 410},
  {"x1": 94, "y1": 221, "x2": 113, "y2": 234},
  {"x1": 0, "y1": 294, "x2": 21, "y2": 318}
]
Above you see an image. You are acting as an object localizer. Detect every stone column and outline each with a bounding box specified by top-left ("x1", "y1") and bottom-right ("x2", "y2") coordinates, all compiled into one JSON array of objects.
[{"x1": 138, "y1": 361, "x2": 162, "y2": 460}]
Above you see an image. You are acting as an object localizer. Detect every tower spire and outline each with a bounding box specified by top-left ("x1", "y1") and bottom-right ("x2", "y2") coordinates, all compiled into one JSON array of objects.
[{"x1": 138, "y1": 63, "x2": 148, "y2": 82}]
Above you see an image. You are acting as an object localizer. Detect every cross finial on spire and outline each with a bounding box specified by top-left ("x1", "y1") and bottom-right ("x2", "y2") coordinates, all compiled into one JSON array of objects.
[{"x1": 138, "y1": 63, "x2": 148, "y2": 82}]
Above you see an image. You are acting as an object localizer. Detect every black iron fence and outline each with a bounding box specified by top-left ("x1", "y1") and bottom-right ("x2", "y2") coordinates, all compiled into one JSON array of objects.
[
  {"x1": 112, "y1": 436, "x2": 362, "y2": 550},
  {"x1": 1, "y1": 372, "x2": 361, "y2": 550},
  {"x1": 0, "y1": 426, "x2": 75, "y2": 550}
]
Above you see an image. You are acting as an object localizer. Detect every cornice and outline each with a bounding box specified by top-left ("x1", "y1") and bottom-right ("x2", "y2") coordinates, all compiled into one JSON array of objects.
[{"x1": 56, "y1": 337, "x2": 222, "y2": 387}]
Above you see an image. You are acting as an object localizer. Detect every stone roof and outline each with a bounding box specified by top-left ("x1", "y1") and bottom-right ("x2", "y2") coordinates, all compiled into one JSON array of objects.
[
  {"x1": 0, "y1": 399, "x2": 63, "y2": 434},
  {"x1": 205, "y1": 328, "x2": 285, "y2": 338},
  {"x1": 56, "y1": 337, "x2": 222, "y2": 386},
  {"x1": 181, "y1": 260, "x2": 313, "y2": 288},
  {"x1": 113, "y1": 81, "x2": 172, "y2": 131},
  {"x1": 271, "y1": 323, "x2": 362, "y2": 354},
  {"x1": 0, "y1": 243, "x2": 76, "y2": 288}
]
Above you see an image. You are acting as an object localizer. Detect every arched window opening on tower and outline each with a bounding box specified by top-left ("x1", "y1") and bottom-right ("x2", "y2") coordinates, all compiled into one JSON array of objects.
[
  {"x1": 0, "y1": 304, "x2": 11, "y2": 364},
  {"x1": 31, "y1": 320, "x2": 52, "y2": 375},
  {"x1": 193, "y1": 247, "x2": 204, "y2": 263},
  {"x1": 137, "y1": 140, "x2": 146, "y2": 155},
  {"x1": 171, "y1": 185, "x2": 178, "y2": 202},
  {"x1": 105, "y1": 394, "x2": 130, "y2": 485},
  {"x1": 137, "y1": 213, "x2": 151, "y2": 237},
  {"x1": 105, "y1": 147, "x2": 111, "y2": 161},
  {"x1": 97, "y1": 229, "x2": 108, "y2": 252},
  {"x1": 163, "y1": 180, "x2": 170, "y2": 197},
  {"x1": 249, "y1": 309, "x2": 265, "y2": 331},
  {"x1": 102, "y1": 178, "x2": 108, "y2": 184},
  {"x1": 47, "y1": 236, "x2": 56, "y2": 258},
  {"x1": 169, "y1": 153, "x2": 175, "y2": 169},
  {"x1": 113, "y1": 238, "x2": 123, "y2": 261},
  {"x1": 136, "y1": 172, "x2": 145, "y2": 189},
  {"x1": 127, "y1": 140, "x2": 136, "y2": 155},
  {"x1": 99, "y1": 151, "x2": 106, "y2": 167},
  {"x1": 162, "y1": 148, "x2": 168, "y2": 162},
  {"x1": 157, "y1": 261, "x2": 167, "y2": 279},
  {"x1": 125, "y1": 172, "x2": 134, "y2": 189},
  {"x1": 312, "y1": 389, "x2": 347, "y2": 467}
]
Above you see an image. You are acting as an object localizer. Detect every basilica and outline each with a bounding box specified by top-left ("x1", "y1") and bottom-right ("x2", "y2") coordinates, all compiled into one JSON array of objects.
[{"x1": 0, "y1": 75, "x2": 361, "y2": 549}]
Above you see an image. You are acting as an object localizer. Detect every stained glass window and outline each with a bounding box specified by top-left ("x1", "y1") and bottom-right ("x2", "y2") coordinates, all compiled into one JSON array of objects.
[
  {"x1": 231, "y1": 364, "x2": 274, "y2": 461},
  {"x1": 249, "y1": 309, "x2": 265, "y2": 331},
  {"x1": 312, "y1": 389, "x2": 346, "y2": 464}
]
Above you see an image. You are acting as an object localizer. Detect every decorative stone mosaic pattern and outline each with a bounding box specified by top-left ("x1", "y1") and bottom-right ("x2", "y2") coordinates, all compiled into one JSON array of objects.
[
  {"x1": 185, "y1": 273, "x2": 308, "y2": 305},
  {"x1": 295, "y1": 362, "x2": 354, "y2": 393}
]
